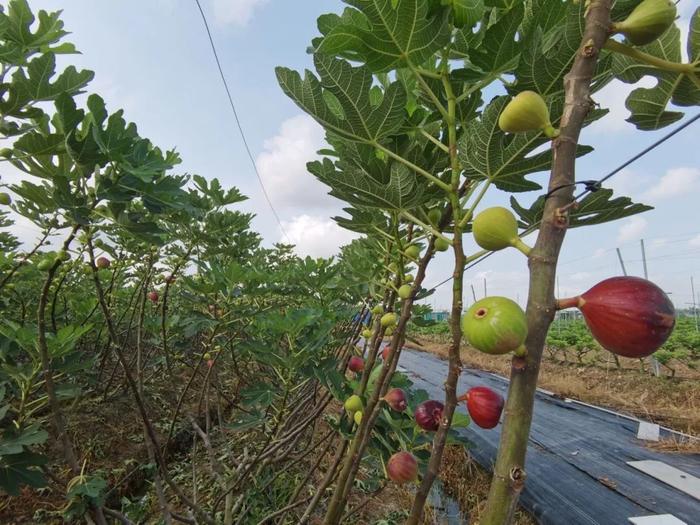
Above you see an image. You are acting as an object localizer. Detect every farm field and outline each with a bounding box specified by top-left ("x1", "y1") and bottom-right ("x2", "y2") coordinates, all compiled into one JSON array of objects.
[{"x1": 1, "y1": 1, "x2": 699, "y2": 524}]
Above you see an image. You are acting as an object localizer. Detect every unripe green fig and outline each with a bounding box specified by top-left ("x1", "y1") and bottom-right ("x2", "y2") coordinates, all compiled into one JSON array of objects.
[
  {"x1": 203, "y1": 352, "x2": 212, "y2": 361},
  {"x1": 472, "y1": 207, "x2": 531, "y2": 256},
  {"x1": 405, "y1": 245, "x2": 421, "y2": 259},
  {"x1": 434, "y1": 237, "x2": 450, "y2": 252},
  {"x1": 372, "y1": 304, "x2": 383, "y2": 315},
  {"x1": 404, "y1": 274, "x2": 414, "y2": 283},
  {"x1": 344, "y1": 394, "x2": 363, "y2": 413},
  {"x1": 57, "y1": 250, "x2": 70, "y2": 261},
  {"x1": 0, "y1": 193, "x2": 11, "y2": 205},
  {"x1": 388, "y1": 262, "x2": 398, "y2": 273},
  {"x1": 428, "y1": 208, "x2": 442, "y2": 225},
  {"x1": 354, "y1": 411, "x2": 363, "y2": 425},
  {"x1": 385, "y1": 326, "x2": 394, "y2": 337},
  {"x1": 362, "y1": 329, "x2": 373, "y2": 339},
  {"x1": 498, "y1": 91, "x2": 559, "y2": 139},
  {"x1": 37, "y1": 258, "x2": 53, "y2": 271},
  {"x1": 612, "y1": 0, "x2": 676, "y2": 46},
  {"x1": 398, "y1": 284, "x2": 412, "y2": 300},
  {"x1": 462, "y1": 297, "x2": 527, "y2": 355},
  {"x1": 381, "y1": 312, "x2": 397, "y2": 328}
]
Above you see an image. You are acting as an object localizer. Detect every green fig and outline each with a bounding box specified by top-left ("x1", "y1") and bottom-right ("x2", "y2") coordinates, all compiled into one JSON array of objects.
[
  {"x1": 404, "y1": 274, "x2": 414, "y2": 283},
  {"x1": 37, "y1": 258, "x2": 53, "y2": 271},
  {"x1": 0, "y1": 193, "x2": 11, "y2": 205},
  {"x1": 462, "y1": 296, "x2": 527, "y2": 355},
  {"x1": 344, "y1": 394, "x2": 363, "y2": 413},
  {"x1": 428, "y1": 208, "x2": 442, "y2": 225},
  {"x1": 372, "y1": 304, "x2": 384, "y2": 315},
  {"x1": 498, "y1": 91, "x2": 559, "y2": 139},
  {"x1": 472, "y1": 207, "x2": 531, "y2": 256},
  {"x1": 405, "y1": 245, "x2": 421, "y2": 259},
  {"x1": 381, "y1": 312, "x2": 398, "y2": 328},
  {"x1": 398, "y1": 284, "x2": 412, "y2": 300},
  {"x1": 354, "y1": 410, "x2": 363, "y2": 425},
  {"x1": 612, "y1": 0, "x2": 676, "y2": 46},
  {"x1": 385, "y1": 326, "x2": 394, "y2": 337},
  {"x1": 361, "y1": 329, "x2": 373, "y2": 339},
  {"x1": 434, "y1": 237, "x2": 450, "y2": 252}
]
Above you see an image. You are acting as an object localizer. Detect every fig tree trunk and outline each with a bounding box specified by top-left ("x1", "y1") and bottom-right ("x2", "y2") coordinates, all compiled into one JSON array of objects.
[{"x1": 481, "y1": 2, "x2": 613, "y2": 523}]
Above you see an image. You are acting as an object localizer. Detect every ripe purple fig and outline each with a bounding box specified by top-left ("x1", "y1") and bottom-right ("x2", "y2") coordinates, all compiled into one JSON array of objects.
[
  {"x1": 557, "y1": 276, "x2": 675, "y2": 358},
  {"x1": 348, "y1": 356, "x2": 365, "y2": 373},
  {"x1": 459, "y1": 387, "x2": 504, "y2": 429},
  {"x1": 383, "y1": 388, "x2": 407, "y2": 412},
  {"x1": 95, "y1": 256, "x2": 110, "y2": 269},
  {"x1": 387, "y1": 451, "x2": 418, "y2": 484},
  {"x1": 147, "y1": 291, "x2": 159, "y2": 303},
  {"x1": 414, "y1": 400, "x2": 444, "y2": 431}
]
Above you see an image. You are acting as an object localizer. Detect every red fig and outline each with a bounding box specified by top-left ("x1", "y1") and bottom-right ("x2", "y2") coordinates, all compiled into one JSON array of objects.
[
  {"x1": 147, "y1": 291, "x2": 159, "y2": 303},
  {"x1": 557, "y1": 276, "x2": 675, "y2": 358},
  {"x1": 381, "y1": 346, "x2": 391, "y2": 361},
  {"x1": 459, "y1": 386, "x2": 504, "y2": 429},
  {"x1": 348, "y1": 356, "x2": 365, "y2": 373},
  {"x1": 95, "y1": 256, "x2": 110, "y2": 269},
  {"x1": 387, "y1": 451, "x2": 418, "y2": 484},
  {"x1": 383, "y1": 388, "x2": 407, "y2": 412},
  {"x1": 414, "y1": 400, "x2": 444, "y2": 431}
]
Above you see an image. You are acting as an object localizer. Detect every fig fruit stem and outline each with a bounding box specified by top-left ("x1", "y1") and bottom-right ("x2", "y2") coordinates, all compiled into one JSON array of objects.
[
  {"x1": 401, "y1": 210, "x2": 453, "y2": 244},
  {"x1": 604, "y1": 39, "x2": 696, "y2": 75},
  {"x1": 511, "y1": 237, "x2": 533, "y2": 257},
  {"x1": 481, "y1": 3, "x2": 613, "y2": 524},
  {"x1": 555, "y1": 296, "x2": 582, "y2": 310}
]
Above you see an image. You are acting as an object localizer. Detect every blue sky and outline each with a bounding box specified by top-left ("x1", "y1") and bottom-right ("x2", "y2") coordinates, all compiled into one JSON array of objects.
[{"x1": 3, "y1": 0, "x2": 699, "y2": 310}]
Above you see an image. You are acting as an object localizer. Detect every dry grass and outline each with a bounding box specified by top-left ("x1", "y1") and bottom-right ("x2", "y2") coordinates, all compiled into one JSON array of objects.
[
  {"x1": 439, "y1": 446, "x2": 536, "y2": 525},
  {"x1": 644, "y1": 436, "x2": 700, "y2": 454},
  {"x1": 408, "y1": 337, "x2": 700, "y2": 436}
]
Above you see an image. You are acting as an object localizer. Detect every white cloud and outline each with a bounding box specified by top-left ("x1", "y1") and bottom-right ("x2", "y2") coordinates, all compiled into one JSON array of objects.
[
  {"x1": 256, "y1": 114, "x2": 338, "y2": 210},
  {"x1": 690, "y1": 234, "x2": 700, "y2": 248},
  {"x1": 617, "y1": 216, "x2": 648, "y2": 243},
  {"x1": 589, "y1": 77, "x2": 656, "y2": 133},
  {"x1": 592, "y1": 247, "x2": 607, "y2": 259},
  {"x1": 281, "y1": 215, "x2": 358, "y2": 258},
  {"x1": 642, "y1": 167, "x2": 700, "y2": 201},
  {"x1": 210, "y1": 0, "x2": 268, "y2": 27}
]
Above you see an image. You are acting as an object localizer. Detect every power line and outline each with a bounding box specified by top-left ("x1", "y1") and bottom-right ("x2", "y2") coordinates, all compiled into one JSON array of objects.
[
  {"x1": 426, "y1": 112, "x2": 700, "y2": 295},
  {"x1": 192, "y1": 0, "x2": 290, "y2": 243}
]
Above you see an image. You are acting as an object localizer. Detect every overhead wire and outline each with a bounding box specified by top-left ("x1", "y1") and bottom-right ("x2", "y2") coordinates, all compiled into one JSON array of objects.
[
  {"x1": 425, "y1": 112, "x2": 700, "y2": 295},
  {"x1": 192, "y1": 0, "x2": 290, "y2": 243}
]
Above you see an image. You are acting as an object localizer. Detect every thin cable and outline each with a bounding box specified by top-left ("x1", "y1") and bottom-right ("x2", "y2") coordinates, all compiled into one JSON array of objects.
[
  {"x1": 192, "y1": 0, "x2": 290, "y2": 242},
  {"x1": 427, "y1": 112, "x2": 700, "y2": 294}
]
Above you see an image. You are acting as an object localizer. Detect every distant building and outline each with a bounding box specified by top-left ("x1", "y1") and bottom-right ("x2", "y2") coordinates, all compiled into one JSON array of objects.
[{"x1": 424, "y1": 311, "x2": 449, "y2": 322}]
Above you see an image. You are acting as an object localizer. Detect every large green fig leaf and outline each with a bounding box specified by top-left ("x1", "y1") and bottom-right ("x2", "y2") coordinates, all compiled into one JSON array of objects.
[
  {"x1": 315, "y1": 0, "x2": 451, "y2": 72},
  {"x1": 276, "y1": 56, "x2": 406, "y2": 143},
  {"x1": 510, "y1": 188, "x2": 652, "y2": 229},
  {"x1": 308, "y1": 157, "x2": 432, "y2": 210}
]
